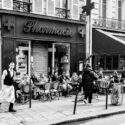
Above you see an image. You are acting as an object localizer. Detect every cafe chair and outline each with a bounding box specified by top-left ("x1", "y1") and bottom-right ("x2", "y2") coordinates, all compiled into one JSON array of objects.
[
  {"x1": 51, "y1": 81, "x2": 60, "y2": 100},
  {"x1": 39, "y1": 82, "x2": 52, "y2": 102}
]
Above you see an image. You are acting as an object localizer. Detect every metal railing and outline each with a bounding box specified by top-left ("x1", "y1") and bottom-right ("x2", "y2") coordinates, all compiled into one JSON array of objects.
[
  {"x1": 55, "y1": 7, "x2": 70, "y2": 19},
  {"x1": 13, "y1": 0, "x2": 32, "y2": 12},
  {"x1": 93, "y1": 17, "x2": 125, "y2": 31}
]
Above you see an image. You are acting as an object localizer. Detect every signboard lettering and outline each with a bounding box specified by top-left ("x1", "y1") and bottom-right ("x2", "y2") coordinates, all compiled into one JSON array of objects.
[{"x1": 24, "y1": 20, "x2": 72, "y2": 37}]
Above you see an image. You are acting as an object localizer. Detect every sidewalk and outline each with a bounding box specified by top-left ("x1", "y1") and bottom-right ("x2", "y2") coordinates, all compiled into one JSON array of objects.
[{"x1": 0, "y1": 94, "x2": 125, "y2": 125}]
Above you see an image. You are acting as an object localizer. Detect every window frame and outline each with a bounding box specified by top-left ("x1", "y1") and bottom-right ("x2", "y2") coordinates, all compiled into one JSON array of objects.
[
  {"x1": 46, "y1": 0, "x2": 55, "y2": 16},
  {"x1": 2, "y1": 0, "x2": 13, "y2": 10},
  {"x1": 71, "y1": 0, "x2": 79, "y2": 20}
]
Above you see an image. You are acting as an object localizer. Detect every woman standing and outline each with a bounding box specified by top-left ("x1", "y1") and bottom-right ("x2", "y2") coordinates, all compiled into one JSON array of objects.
[{"x1": 0, "y1": 62, "x2": 16, "y2": 112}]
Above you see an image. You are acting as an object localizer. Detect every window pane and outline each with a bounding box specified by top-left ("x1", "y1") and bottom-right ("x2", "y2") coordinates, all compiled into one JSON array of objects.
[
  {"x1": 103, "y1": 0, "x2": 106, "y2": 4},
  {"x1": 68, "y1": 0, "x2": 71, "y2": 9},
  {"x1": 106, "y1": 56, "x2": 111, "y2": 70},
  {"x1": 23, "y1": 0, "x2": 29, "y2": 2},
  {"x1": 73, "y1": 0, "x2": 78, "y2": 4},
  {"x1": 3, "y1": 0, "x2": 12, "y2": 9},
  {"x1": 62, "y1": 0, "x2": 66, "y2": 8},
  {"x1": 43, "y1": 0, "x2": 47, "y2": 15},
  {"x1": 34, "y1": 0, "x2": 42, "y2": 13},
  {"x1": 99, "y1": 56, "x2": 105, "y2": 69},
  {"x1": 102, "y1": 1, "x2": 106, "y2": 18},
  {"x1": 55, "y1": 0, "x2": 60, "y2": 8},
  {"x1": 118, "y1": 0, "x2": 121, "y2": 7},
  {"x1": 72, "y1": 0, "x2": 79, "y2": 19},
  {"x1": 48, "y1": 0, "x2": 54, "y2": 15},
  {"x1": 118, "y1": 0, "x2": 122, "y2": 20},
  {"x1": 113, "y1": 55, "x2": 118, "y2": 69},
  {"x1": 120, "y1": 56, "x2": 125, "y2": 70},
  {"x1": 73, "y1": 5, "x2": 78, "y2": 18}
]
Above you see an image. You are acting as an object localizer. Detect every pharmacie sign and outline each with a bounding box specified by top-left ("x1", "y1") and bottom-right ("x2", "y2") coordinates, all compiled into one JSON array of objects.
[{"x1": 23, "y1": 20, "x2": 72, "y2": 37}]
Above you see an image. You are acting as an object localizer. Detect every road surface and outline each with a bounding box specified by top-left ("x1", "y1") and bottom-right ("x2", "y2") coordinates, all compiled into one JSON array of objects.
[{"x1": 68, "y1": 114, "x2": 125, "y2": 125}]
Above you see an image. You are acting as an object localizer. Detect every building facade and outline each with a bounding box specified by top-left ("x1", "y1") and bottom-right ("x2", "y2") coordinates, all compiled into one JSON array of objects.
[
  {"x1": 0, "y1": 0, "x2": 86, "y2": 79},
  {"x1": 88, "y1": 0, "x2": 125, "y2": 73}
]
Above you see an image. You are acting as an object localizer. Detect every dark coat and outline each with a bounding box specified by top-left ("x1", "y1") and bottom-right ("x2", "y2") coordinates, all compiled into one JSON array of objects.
[{"x1": 82, "y1": 68, "x2": 98, "y2": 93}]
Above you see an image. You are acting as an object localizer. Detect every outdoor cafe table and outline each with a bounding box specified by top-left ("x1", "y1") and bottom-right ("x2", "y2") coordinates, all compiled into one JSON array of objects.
[
  {"x1": 35, "y1": 81, "x2": 47, "y2": 89},
  {"x1": 97, "y1": 78, "x2": 110, "y2": 93}
]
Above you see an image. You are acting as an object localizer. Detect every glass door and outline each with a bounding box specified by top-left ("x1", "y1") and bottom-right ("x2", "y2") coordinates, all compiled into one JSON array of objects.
[
  {"x1": 16, "y1": 40, "x2": 31, "y2": 75},
  {"x1": 48, "y1": 43, "x2": 70, "y2": 76}
]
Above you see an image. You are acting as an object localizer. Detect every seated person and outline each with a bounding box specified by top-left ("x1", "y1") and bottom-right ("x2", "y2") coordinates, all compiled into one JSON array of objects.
[
  {"x1": 16, "y1": 74, "x2": 34, "y2": 102},
  {"x1": 110, "y1": 70, "x2": 120, "y2": 83},
  {"x1": 98, "y1": 67, "x2": 104, "y2": 79},
  {"x1": 120, "y1": 72, "x2": 125, "y2": 84},
  {"x1": 31, "y1": 73, "x2": 43, "y2": 99},
  {"x1": 40, "y1": 73, "x2": 48, "y2": 83},
  {"x1": 78, "y1": 73, "x2": 83, "y2": 92},
  {"x1": 52, "y1": 71, "x2": 59, "y2": 82},
  {"x1": 59, "y1": 71, "x2": 72, "y2": 96},
  {"x1": 71, "y1": 72, "x2": 79, "y2": 85}
]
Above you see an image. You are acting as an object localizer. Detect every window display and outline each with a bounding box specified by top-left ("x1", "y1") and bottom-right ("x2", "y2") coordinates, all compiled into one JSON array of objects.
[
  {"x1": 16, "y1": 49, "x2": 27, "y2": 75},
  {"x1": 16, "y1": 45, "x2": 29, "y2": 75}
]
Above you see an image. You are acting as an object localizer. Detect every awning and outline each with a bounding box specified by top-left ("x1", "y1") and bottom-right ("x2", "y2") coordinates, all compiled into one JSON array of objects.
[{"x1": 92, "y1": 29, "x2": 125, "y2": 55}]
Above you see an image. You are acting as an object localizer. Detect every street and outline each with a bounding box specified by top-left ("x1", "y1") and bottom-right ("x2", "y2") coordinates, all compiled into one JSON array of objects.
[
  {"x1": 1, "y1": 94, "x2": 125, "y2": 125},
  {"x1": 69, "y1": 114, "x2": 125, "y2": 125}
]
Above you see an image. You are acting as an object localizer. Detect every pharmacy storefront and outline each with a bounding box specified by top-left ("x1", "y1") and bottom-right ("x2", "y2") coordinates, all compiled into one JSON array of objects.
[{"x1": 1, "y1": 11, "x2": 85, "y2": 77}]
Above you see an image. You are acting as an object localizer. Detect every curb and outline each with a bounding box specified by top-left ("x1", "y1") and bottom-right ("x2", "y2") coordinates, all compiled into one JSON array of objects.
[{"x1": 51, "y1": 110, "x2": 125, "y2": 125}]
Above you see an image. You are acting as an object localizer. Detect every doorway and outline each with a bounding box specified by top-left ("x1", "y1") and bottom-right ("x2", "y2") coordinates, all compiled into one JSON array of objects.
[
  {"x1": 48, "y1": 43, "x2": 70, "y2": 76},
  {"x1": 16, "y1": 40, "x2": 31, "y2": 75}
]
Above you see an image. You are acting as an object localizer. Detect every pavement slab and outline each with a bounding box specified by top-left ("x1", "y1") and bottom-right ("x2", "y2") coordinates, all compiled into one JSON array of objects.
[{"x1": 0, "y1": 94, "x2": 125, "y2": 125}]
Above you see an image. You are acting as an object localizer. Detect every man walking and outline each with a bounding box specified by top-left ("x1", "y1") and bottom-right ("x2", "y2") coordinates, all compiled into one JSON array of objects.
[
  {"x1": 82, "y1": 63, "x2": 98, "y2": 104},
  {"x1": 0, "y1": 62, "x2": 16, "y2": 112}
]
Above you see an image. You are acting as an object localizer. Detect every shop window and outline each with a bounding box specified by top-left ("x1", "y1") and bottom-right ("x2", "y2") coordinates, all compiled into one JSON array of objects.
[
  {"x1": 57, "y1": 44, "x2": 70, "y2": 75},
  {"x1": 113, "y1": 55, "x2": 118, "y2": 69},
  {"x1": 98, "y1": 56, "x2": 105, "y2": 69},
  {"x1": 93, "y1": 55, "x2": 122, "y2": 70},
  {"x1": 16, "y1": 41, "x2": 29, "y2": 75},
  {"x1": 48, "y1": 43, "x2": 70, "y2": 76},
  {"x1": 119, "y1": 55, "x2": 125, "y2": 70},
  {"x1": 106, "y1": 56, "x2": 111, "y2": 70}
]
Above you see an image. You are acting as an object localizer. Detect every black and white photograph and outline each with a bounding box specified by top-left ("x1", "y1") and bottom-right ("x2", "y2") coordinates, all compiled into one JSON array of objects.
[{"x1": 0, "y1": 0, "x2": 125, "y2": 125}]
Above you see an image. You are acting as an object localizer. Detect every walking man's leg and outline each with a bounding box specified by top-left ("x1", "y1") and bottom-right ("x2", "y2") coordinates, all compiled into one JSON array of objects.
[
  {"x1": 88, "y1": 92, "x2": 92, "y2": 103},
  {"x1": 9, "y1": 102, "x2": 16, "y2": 112}
]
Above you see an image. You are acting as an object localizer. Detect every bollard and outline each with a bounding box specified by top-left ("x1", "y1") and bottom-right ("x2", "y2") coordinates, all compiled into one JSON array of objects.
[
  {"x1": 105, "y1": 87, "x2": 108, "y2": 109},
  {"x1": 29, "y1": 78, "x2": 32, "y2": 108},
  {"x1": 73, "y1": 87, "x2": 79, "y2": 114}
]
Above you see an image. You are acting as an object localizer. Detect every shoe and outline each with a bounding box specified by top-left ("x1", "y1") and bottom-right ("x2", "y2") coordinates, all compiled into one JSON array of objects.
[
  {"x1": 9, "y1": 109, "x2": 16, "y2": 112},
  {"x1": 9, "y1": 103, "x2": 16, "y2": 112}
]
